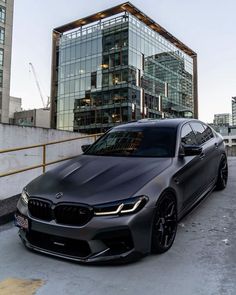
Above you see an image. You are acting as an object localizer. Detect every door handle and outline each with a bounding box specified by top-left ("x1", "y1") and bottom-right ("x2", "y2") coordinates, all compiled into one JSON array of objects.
[
  {"x1": 174, "y1": 178, "x2": 180, "y2": 184},
  {"x1": 200, "y1": 152, "x2": 205, "y2": 160},
  {"x1": 214, "y1": 143, "x2": 219, "y2": 149}
]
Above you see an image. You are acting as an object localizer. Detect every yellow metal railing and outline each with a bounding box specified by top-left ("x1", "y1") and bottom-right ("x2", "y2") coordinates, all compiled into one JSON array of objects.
[{"x1": 0, "y1": 133, "x2": 103, "y2": 178}]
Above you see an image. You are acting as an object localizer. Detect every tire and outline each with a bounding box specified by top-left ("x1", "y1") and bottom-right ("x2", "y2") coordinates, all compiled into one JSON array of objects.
[
  {"x1": 215, "y1": 155, "x2": 228, "y2": 190},
  {"x1": 151, "y1": 192, "x2": 177, "y2": 254}
]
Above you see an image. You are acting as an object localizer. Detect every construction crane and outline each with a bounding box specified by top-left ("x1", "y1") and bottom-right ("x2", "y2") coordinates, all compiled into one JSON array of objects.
[{"x1": 29, "y1": 62, "x2": 50, "y2": 109}]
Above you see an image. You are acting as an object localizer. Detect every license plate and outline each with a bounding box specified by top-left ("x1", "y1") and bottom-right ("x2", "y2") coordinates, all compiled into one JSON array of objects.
[{"x1": 15, "y1": 214, "x2": 29, "y2": 230}]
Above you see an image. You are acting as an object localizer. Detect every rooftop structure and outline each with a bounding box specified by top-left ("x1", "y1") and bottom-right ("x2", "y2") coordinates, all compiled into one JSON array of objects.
[{"x1": 13, "y1": 108, "x2": 50, "y2": 129}]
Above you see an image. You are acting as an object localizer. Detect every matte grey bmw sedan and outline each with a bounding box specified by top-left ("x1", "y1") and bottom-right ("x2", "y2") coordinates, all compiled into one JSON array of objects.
[{"x1": 15, "y1": 119, "x2": 228, "y2": 263}]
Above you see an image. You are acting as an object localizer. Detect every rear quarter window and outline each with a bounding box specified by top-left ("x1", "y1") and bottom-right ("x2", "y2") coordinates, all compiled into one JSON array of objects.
[
  {"x1": 181, "y1": 123, "x2": 197, "y2": 145},
  {"x1": 190, "y1": 122, "x2": 214, "y2": 145}
]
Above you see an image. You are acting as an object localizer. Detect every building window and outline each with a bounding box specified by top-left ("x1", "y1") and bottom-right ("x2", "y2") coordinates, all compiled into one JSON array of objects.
[
  {"x1": 0, "y1": 48, "x2": 3, "y2": 66},
  {"x1": 0, "y1": 26, "x2": 4, "y2": 44},
  {"x1": 91, "y1": 72, "x2": 97, "y2": 89},
  {"x1": 0, "y1": 69, "x2": 3, "y2": 87},
  {"x1": 0, "y1": 6, "x2": 5, "y2": 23}
]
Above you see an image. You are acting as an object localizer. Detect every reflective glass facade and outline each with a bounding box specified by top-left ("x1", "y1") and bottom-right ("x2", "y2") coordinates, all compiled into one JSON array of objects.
[
  {"x1": 53, "y1": 7, "x2": 196, "y2": 133},
  {"x1": 232, "y1": 97, "x2": 236, "y2": 126},
  {"x1": 0, "y1": 0, "x2": 14, "y2": 124}
]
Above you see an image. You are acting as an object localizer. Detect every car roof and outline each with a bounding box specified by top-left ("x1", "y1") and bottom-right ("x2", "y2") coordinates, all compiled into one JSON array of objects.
[{"x1": 113, "y1": 118, "x2": 199, "y2": 129}]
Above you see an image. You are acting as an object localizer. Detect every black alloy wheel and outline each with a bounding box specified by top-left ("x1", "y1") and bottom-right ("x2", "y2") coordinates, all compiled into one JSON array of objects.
[
  {"x1": 151, "y1": 192, "x2": 177, "y2": 254},
  {"x1": 215, "y1": 155, "x2": 228, "y2": 190}
]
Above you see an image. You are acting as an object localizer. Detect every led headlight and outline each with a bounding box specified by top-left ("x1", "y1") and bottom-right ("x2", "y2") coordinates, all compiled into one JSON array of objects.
[
  {"x1": 94, "y1": 196, "x2": 148, "y2": 216},
  {"x1": 20, "y1": 189, "x2": 29, "y2": 205}
]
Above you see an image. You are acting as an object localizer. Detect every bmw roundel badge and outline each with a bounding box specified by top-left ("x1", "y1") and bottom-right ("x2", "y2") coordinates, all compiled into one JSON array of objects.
[{"x1": 55, "y1": 192, "x2": 63, "y2": 199}]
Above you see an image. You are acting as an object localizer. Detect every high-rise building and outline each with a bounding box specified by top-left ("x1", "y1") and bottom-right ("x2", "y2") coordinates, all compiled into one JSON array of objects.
[
  {"x1": 0, "y1": 0, "x2": 14, "y2": 124},
  {"x1": 51, "y1": 2, "x2": 198, "y2": 133},
  {"x1": 213, "y1": 113, "x2": 232, "y2": 127},
  {"x1": 232, "y1": 97, "x2": 236, "y2": 126}
]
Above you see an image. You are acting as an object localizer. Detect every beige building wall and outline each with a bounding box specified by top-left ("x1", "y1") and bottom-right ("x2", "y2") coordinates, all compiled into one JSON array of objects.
[
  {"x1": 36, "y1": 109, "x2": 50, "y2": 128},
  {"x1": 0, "y1": 0, "x2": 14, "y2": 123},
  {"x1": 9, "y1": 95, "x2": 21, "y2": 119}
]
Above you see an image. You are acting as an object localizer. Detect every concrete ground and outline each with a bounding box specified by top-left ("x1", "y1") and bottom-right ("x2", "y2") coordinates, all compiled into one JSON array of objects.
[{"x1": 0, "y1": 159, "x2": 235, "y2": 295}]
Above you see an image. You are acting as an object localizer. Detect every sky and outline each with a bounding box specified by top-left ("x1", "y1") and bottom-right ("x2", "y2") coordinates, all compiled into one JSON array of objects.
[{"x1": 10, "y1": 0, "x2": 236, "y2": 123}]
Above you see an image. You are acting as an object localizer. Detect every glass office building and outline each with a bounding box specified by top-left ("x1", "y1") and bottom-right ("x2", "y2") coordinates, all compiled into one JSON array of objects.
[
  {"x1": 232, "y1": 97, "x2": 236, "y2": 126},
  {"x1": 213, "y1": 113, "x2": 232, "y2": 126},
  {"x1": 0, "y1": 0, "x2": 14, "y2": 124},
  {"x1": 51, "y1": 2, "x2": 198, "y2": 133}
]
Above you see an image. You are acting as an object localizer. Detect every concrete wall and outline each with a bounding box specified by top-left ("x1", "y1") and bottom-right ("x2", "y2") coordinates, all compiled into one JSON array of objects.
[
  {"x1": 223, "y1": 135, "x2": 236, "y2": 147},
  {"x1": 226, "y1": 146, "x2": 236, "y2": 157},
  {"x1": 0, "y1": 124, "x2": 95, "y2": 200}
]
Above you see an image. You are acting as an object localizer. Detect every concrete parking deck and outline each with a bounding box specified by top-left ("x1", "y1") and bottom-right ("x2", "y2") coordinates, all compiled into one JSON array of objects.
[{"x1": 0, "y1": 158, "x2": 235, "y2": 295}]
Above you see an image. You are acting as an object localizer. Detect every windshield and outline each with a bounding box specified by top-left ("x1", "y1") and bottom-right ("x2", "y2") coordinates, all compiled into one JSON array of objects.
[{"x1": 85, "y1": 127, "x2": 177, "y2": 157}]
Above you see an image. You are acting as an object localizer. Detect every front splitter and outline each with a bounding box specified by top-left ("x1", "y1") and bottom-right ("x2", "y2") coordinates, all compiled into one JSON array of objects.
[{"x1": 19, "y1": 230, "x2": 142, "y2": 265}]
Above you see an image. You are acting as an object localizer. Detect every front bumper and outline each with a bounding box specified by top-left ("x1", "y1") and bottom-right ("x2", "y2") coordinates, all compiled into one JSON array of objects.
[{"x1": 15, "y1": 204, "x2": 154, "y2": 264}]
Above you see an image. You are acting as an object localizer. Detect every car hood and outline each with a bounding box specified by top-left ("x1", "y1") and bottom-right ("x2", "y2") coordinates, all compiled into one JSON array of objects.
[{"x1": 26, "y1": 155, "x2": 172, "y2": 205}]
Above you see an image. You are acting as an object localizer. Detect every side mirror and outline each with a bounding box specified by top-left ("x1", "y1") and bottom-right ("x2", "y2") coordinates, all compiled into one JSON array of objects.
[
  {"x1": 179, "y1": 144, "x2": 202, "y2": 157},
  {"x1": 81, "y1": 144, "x2": 91, "y2": 153}
]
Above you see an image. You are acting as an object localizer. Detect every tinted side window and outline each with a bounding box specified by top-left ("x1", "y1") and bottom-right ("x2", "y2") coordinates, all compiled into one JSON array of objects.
[
  {"x1": 190, "y1": 122, "x2": 209, "y2": 145},
  {"x1": 181, "y1": 124, "x2": 197, "y2": 145},
  {"x1": 202, "y1": 124, "x2": 214, "y2": 142}
]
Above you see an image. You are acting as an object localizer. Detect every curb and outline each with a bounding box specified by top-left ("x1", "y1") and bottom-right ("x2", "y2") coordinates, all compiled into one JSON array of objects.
[{"x1": 0, "y1": 195, "x2": 20, "y2": 225}]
